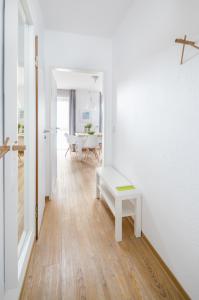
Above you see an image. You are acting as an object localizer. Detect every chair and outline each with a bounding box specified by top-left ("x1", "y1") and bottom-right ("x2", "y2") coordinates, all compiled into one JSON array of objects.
[
  {"x1": 64, "y1": 134, "x2": 78, "y2": 158},
  {"x1": 83, "y1": 135, "x2": 99, "y2": 161}
]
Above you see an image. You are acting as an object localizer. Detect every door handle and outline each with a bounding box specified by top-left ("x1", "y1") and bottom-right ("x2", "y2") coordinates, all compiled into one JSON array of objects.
[
  {"x1": 12, "y1": 144, "x2": 26, "y2": 151},
  {"x1": 0, "y1": 137, "x2": 11, "y2": 159},
  {"x1": 43, "y1": 129, "x2": 50, "y2": 134}
]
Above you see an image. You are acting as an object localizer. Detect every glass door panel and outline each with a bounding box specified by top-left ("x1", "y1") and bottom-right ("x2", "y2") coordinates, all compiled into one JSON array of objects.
[{"x1": 17, "y1": 6, "x2": 26, "y2": 244}]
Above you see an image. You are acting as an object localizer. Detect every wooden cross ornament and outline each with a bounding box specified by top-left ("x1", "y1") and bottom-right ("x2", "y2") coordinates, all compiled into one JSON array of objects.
[{"x1": 175, "y1": 35, "x2": 199, "y2": 64}]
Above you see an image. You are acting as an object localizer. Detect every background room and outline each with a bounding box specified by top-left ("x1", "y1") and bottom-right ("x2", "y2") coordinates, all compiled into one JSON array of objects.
[{"x1": 54, "y1": 69, "x2": 103, "y2": 163}]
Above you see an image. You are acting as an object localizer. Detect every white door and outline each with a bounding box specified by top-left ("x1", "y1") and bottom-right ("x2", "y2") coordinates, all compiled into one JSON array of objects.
[
  {"x1": 0, "y1": 0, "x2": 4, "y2": 297},
  {"x1": 50, "y1": 72, "x2": 58, "y2": 200},
  {"x1": 4, "y1": 0, "x2": 18, "y2": 290},
  {"x1": 2, "y1": 0, "x2": 35, "y2": 298},
  {"x1": 36, "y1": 37, "x2": 47, "y2": 235}
]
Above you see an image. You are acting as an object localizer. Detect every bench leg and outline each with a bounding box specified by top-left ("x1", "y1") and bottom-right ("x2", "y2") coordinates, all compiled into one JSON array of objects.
[
  {"x1": 96, "y1": 172, "x2": 100, "y2": 199},
  {"x1": 115, "y1": 199, "x2": 122, "y2": 241},
  {"x1": 134, "y1": 196, "x2": 142, "y2": 238}
]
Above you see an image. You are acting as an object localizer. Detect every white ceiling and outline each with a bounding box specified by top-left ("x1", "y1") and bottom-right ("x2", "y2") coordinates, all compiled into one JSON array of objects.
[
  {"x1": 54, "y1": 69, "x2": 103, "y2": 91},
  {"x1": 39, "y1": 0, "x2": 133, "y2": 37}
]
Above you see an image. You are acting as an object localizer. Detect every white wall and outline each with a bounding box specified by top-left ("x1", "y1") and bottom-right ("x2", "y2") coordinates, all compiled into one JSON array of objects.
[
  {"x1": 44, "y1": 30, "x2": 112, "y2": 195},
  {"x1": 112, "y1": 0, "x2": 199, "y2": 298},
  {"x1": 54, "y1": 70, "x2": 103, "y2": 91}
]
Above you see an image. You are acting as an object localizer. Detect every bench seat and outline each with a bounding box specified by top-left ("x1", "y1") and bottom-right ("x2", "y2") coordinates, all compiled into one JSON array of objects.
[{"x1": 96, "y1": 166, "x2": 142, "y2": 241}]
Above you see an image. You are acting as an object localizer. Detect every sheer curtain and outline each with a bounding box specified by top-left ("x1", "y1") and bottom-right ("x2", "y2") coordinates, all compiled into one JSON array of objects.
[
  {"x1": 69, "y1": 90, "x2": 76, "y2": 135},
  {"x1": 99, "y1": 92, "x2": 103, "y2": 133},
  {"x1": 57, "y1": 89, "x2": 76, "y2": 135}
]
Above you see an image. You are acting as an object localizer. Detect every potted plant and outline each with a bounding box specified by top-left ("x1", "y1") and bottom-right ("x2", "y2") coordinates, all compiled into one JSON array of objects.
[
  {"x1": 84, "y1": 123, "x2": 92, "y2": 133},
  {"x1": 18, "y1": 123, "x2": 21, "y2": 133}
]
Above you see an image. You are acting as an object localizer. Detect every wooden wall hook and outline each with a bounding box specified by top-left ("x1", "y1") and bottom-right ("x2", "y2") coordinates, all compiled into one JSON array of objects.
[
  {"x1": 0, "y1": 137, "x2": 10, "y2": 159},
  {"x1": 175, "y1": 35, "x2": 199, "y2": 64}
]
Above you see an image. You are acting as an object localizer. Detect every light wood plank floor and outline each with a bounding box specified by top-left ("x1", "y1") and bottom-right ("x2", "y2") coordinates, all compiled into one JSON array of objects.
[{"x1": 20, "y1": 152, "x2": 186, "y2": 300}]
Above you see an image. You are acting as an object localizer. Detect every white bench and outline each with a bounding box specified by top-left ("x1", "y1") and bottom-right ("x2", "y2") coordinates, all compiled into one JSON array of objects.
[{"x1": 96, "y1": 166, "x2": 142, "y2": 242}]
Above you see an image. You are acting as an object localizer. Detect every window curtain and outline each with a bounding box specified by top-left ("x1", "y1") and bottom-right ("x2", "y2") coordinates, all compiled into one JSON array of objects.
[
  {"x1": 69, "y1": 89, "x2": 76, "y2": 135},
  {"x1": 57, "y1": 89, "x2": 70, "y2": 98},
  {"x1": 99, "y1": 92, "x2": 103, "y2": 133}
]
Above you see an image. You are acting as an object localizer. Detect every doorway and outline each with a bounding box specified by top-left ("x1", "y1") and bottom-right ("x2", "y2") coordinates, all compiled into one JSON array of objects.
[{"x1": 49, "y1": 69, "x2": 104, "y2": 199}]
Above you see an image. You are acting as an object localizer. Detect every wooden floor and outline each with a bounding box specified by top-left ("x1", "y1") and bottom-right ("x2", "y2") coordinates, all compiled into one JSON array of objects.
[{"x1": 21, "y1": 152, "x2": 186, "y2": 300}]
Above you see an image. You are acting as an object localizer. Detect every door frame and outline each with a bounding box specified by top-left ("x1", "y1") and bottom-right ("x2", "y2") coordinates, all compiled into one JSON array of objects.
[
  {"x1": 47, "y1": 67, "x2": 106, "y2": 198},
  {"x1": 49, "y1": 70, "x2": 57, "y2": 200},
  {"x1": 35, "y1": 35, "x2": 39, "y2": 240}
]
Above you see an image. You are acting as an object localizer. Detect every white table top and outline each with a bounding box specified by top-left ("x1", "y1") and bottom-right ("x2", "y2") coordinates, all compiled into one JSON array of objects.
[
  {"x1": 76, "y1": 132, "x2": 102, "y2": 137},
  {"x1": 97, "y1": 166, "x2": 140, "y2": 199}
]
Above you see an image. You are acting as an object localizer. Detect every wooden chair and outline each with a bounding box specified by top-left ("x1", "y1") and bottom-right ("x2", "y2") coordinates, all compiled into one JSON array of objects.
[
  {"x1": 65, "y1": 134, "x2": 78, "y2": 158},
  {"x1": 83, "y1": 135, "x2": 99, "y2": 161}
]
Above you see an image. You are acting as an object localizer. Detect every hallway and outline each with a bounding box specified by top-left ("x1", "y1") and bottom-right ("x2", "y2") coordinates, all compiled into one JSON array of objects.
[{"x1": 20, "y1": 153, "x2": 185, "y2": 300}]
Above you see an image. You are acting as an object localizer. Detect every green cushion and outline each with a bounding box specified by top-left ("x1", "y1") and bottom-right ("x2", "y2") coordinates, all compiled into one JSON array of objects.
[{"x1": 116, "y1": 185, "x2": 136, "y2": 192}]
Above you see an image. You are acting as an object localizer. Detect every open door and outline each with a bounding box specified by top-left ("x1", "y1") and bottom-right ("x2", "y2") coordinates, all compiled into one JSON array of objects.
[
  {"x1": 3, "y1": 0, "x2": 18, "y2": 290},
  {"x1": 1, "y1": 1, "x2": 36, "y2": 296},
  {"x1": 50, "y1": 72, "x2": 57, "y2": 200},
  {"x1": 0, "y1": 0, "x2": 4, "y2": 297}
]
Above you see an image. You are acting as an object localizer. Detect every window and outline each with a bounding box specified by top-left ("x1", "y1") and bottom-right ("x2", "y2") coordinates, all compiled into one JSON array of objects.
[{"x1": 57, "y1": 97, "x2": 69, "y2": 150}]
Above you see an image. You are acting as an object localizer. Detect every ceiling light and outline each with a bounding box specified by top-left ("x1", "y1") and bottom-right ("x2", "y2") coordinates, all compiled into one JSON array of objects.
[{"x1": 92, "y1": 75, "x2": 99, "y2": 83}]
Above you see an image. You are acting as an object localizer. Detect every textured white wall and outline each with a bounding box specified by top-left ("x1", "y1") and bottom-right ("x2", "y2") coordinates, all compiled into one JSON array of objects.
[
  {"x1": 44, "y1": 30, "x2": 112, "y2": 195},
  {"x1": 112, "y1": 0, "x2": 199, "y2": 298}
]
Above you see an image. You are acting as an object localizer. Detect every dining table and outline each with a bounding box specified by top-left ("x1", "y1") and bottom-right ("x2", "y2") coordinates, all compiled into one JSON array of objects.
[{"x1": 75, "y1": 132, "x2": 102, "y2": 137}]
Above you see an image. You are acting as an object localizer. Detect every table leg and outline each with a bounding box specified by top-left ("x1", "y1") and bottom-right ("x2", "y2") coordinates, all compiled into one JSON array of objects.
[
  {"x1": 77, "y1": 144, "x2": 83, "y2": 160},
  {"x1": 96, "y1": 173, "x2": 100, "y2": 199},
  {"x1": 115, "y1": 199, "x2": 122, "y2": 241},
  {"x1": 79, "y1": 148, "x2": 83, "y2": 160},
  {"x1": 134, "y1": 196, "x2": 142, "y2": 237}
]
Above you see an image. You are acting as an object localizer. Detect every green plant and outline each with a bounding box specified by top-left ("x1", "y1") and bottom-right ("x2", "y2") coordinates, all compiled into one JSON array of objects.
[
  {"x1": 18, "y1": 123, "x2": 24, "y2": 133},
  {"x1": 84, "y1": 123, "x2": 92, "y2": 133},
  {"x1": 84, "y1": 123, "x2": 92, "y2": 129}
]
